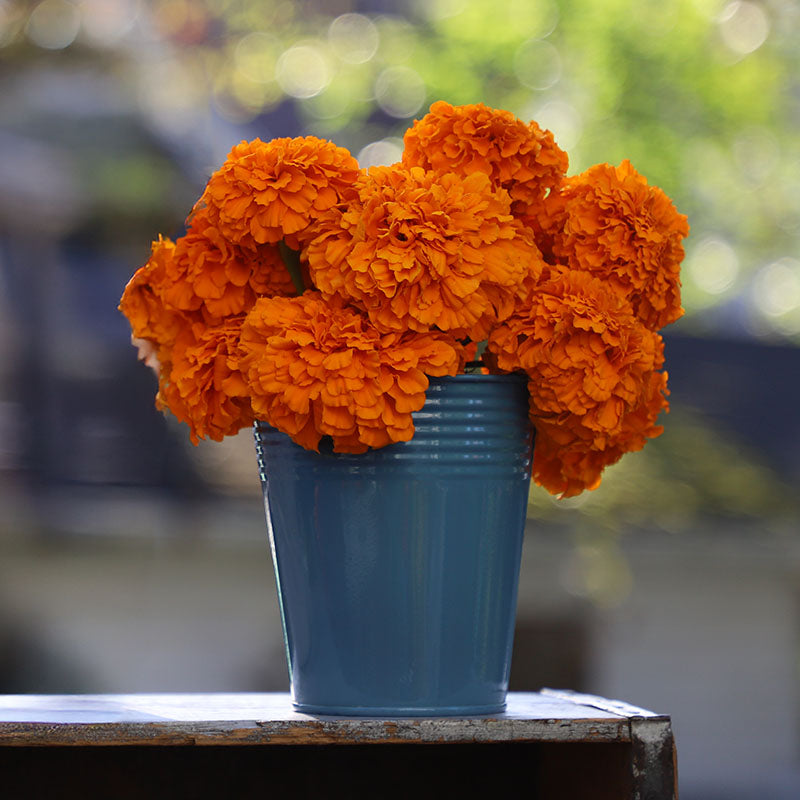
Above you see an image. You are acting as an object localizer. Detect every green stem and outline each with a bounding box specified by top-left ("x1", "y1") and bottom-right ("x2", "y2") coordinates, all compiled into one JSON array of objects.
[
  {"x1": 464, "y1": 340, "x2": 488, "y2": 373},
  {"x1": 278, "y1": 241, "x2": 306, "y2": 296}
]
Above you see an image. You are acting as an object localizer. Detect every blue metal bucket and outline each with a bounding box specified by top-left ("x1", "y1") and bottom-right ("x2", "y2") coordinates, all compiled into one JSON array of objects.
[{"x1": 254, "y1": 374, "x2": 533, "y2": 716}]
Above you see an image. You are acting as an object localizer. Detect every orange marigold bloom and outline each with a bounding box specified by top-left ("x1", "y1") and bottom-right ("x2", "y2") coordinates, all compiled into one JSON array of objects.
[
  {"x1": 530, "y1": 368, "x2": 669, "y2": 497},
  {"x1": 120, "y1": 235, "x2": 265, "y2": 443},
  {"x1": 240, "y1": 293, "x2": 467, "y2": 453},
  {"x1": 402, "y1": 101, "x2": 568, "y2": 216},
  {"x1": 119, "y1": 213, "x2": 297, "y2": 434},
  {"x1": 551, "y1": 160, "x2": 689, "y2": 331},
  {"x1": 158, "y1": 315, "x2": 254, "y2": 445},
  {"x1": 306, "y1": 164, "x2": 546, "y2": 340},
  {"x1": 161, "y1": 210, "x2": 296, "y2": 319},
  {"x1": 516, "y1": 186, "x2": 567, "y2": 266},
  {"x1": 120, "y1": 236, "x2": 198, "y2": 422},
  {"x1": 196, "y1": 136, "x2": 360, "y2": 251},
  {"x1": 119, "y1": 236, "x2": 184, "y2": 353},
  {"x1": 487, "y1": 268, "x2": 669, "y2": 495},
  {"x1": 530, "y1": 421, "x2": 620, "y2": 498}
]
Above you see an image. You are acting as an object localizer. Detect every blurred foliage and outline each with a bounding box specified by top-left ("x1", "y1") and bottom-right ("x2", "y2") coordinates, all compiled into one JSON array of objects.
[
  {"x1": 1, "y1": 0, "x2": 797, "y2": 538},
  {"x1": 528, "y1": 405, "x2": 799, "y2": 531},
  {"x1": 2, "y1": 0, "x2": 798, "y2": 331},
  {"x1": 526, "y1": 403, "x2": 800, "y2": 604}
]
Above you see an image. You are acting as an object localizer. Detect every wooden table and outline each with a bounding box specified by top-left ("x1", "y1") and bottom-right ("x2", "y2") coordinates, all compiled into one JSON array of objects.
[{"x1": 0, "y1": 690, "x2": 677, "y2": 799}]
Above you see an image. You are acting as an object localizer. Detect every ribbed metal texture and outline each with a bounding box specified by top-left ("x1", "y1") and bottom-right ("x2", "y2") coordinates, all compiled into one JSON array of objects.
[
  {"x1": 256, "y1": 374, "x2": 532, "y2": 478},
  {"x1": 254, "y1": 374, "x2": 534, "y2": 716}
]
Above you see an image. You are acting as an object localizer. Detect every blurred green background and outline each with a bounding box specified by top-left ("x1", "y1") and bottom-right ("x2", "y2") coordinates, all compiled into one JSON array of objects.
[{"x1": 1, "y1": 2, "x2": 799, "y2": 798}]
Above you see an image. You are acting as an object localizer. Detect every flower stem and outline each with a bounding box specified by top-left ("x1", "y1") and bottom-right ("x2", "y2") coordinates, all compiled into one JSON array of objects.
[{"x1": 278, "y1": 241, "x2": 306, "y2": 295}]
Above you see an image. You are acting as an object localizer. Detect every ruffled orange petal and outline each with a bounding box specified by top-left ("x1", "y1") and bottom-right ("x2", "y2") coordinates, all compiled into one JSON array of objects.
[
  {"x1": 158, "y1": 315, "x2": 254, "y2": 444},
  {"x1": 196, "y1": 136, "x2": 360, "y2": 251},
  {"x1": 402, "y1": 101, "x2": 568, "y2": 215},
  {"x1": 488, "y1": 267, "x2": 669, "y2": 494},
  {"x1": 550, "y1": 160, "x2": 689, "y2": 331},
  {"x1": 306, "y1": 164, "x2": 546, "y2": 340},
  {"x1": 239, "y1": 293, "x2": 468, "y2": 452}
]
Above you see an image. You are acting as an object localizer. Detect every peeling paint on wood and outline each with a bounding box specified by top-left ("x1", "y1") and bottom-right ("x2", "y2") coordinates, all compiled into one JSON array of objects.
[
  {"x1": 0, "y1": 691, "x2": 677, "y2": 798},
  {"x1": 542, "y1": 688, "x2": 678, "y2": 800},
  {"x1": 0, "y1": 692, "x2": 632, "y2": 747}
]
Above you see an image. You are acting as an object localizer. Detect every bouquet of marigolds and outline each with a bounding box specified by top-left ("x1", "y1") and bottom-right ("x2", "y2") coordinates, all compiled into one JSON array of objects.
[{"x1": 120, "y1": 101, "x2": 689, "y2": 498}]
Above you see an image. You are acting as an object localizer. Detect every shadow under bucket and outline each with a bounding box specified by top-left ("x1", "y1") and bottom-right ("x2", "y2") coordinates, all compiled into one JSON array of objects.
[{"x1": 254, "y1": 374, "x2": 534, "y2": 716}]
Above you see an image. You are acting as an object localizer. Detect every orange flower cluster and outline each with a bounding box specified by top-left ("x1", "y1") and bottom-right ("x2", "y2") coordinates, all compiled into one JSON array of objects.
[
  {"x1": 240, "y1": 293, "x2": 465, "y2": 452},
  {"x1": 161, "y1": 316, "x2": 254, "y2": 445},
  {"x1": 120, "y1": 236, "x2": 192, "y2": 421},
  {"x1": 120, "y1": 104, "x2": 687, "y2": 497},
  {"x1": 550, "y1": 160, "x2": 689, "y2": 331},
  {"x1": 402, "y1": 101, "x2": 568, "y2": 217},
  {"x1": 163, "y1": 210, "x2": 296, "y2": 317},
  {"x1": 488, "y1": 269, "x2": 669, "y2": 496},
  {"x1": 119, "y1": 205, "x2": 296, "y2": 443},
  {"x1": 119, "y1": 236, "x2": 183, "y2": 355},
  {"x1": 307, "y1": 164, "x2": 545, "y2": 341},
  {"x1": 197, "y1": 136, "x2": 360, "y2": 251}
]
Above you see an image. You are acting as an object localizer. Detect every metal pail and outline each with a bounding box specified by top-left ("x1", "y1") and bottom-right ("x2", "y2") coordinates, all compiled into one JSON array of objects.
[{"x1": 254, "y1": 374, "x2": 533, "y2": 716}]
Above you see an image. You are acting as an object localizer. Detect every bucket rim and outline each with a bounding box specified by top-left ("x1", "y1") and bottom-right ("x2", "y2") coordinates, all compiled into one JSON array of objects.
[{"x1": 428, "y1": 372, "x2": 526, "y2": 384}]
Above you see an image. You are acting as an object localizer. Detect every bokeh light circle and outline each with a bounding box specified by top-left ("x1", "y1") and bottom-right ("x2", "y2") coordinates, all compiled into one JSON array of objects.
[
  {"x1": 718, "y1": 1, "x2": 770, "y2": 55},
  {"x1": 529, "y1": 101, "x2": 581, "y2": 151},
  {"x1": 514, "y1": 39, "x2": 561, "y2": 90},
  {"x1": 374, "y1": 66, "x2": 426, "y2": 118},
  {"x1": 328, "y1": 13, "x2": 379, "y2": 64},
  {"x1": 357, "y1": 139, "x2": 403, "y2": 168},
  {"x1": 25, "y1": 0, "x2": 80, "y2": 50},
  {"x1": 235, "y1": 32, "x2": 279, "y2": 84},
  {"x1": 688, "y1": 236, "x2": 740, "y2": 296},
  {"x1": 276, "y1": 43, "x2": 331, "y2": 99},
  {"x1": 753, "y1": 258, "x2": 800, "y2": 318}
]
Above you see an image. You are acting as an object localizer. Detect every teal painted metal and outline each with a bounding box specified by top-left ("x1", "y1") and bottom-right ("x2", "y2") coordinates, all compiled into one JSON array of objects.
[{"x1": 254, "y1": 374, "x2": 534, "y2": 717}]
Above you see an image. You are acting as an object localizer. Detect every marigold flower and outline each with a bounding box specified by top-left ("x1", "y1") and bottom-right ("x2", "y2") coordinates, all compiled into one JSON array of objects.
[
  {"x1": 119, "y1": 213, "x2": 300, "y2": 438},
  {"x1": 240, "y1": 292, "x2": 467, "y2": 453},
  {"x1": 531, "y1": 368, "x2": 669, "y2": 497},
  {"x1": 488, "y1": 268, "x2": 669, "y2": 494},
  {"x1": 551, "y1": 160, "x2": 689, "y2": 330},
  {"x1": 529, "y1": 421, "x2": 618, "y2": 497},
  {"x1": 306, "y1": 164, "x2": 546, "y2": 340},
  {"x1": 516, "y1": 187, "x2": 567, "y2": 266},
  {"x1": 119, "y1": 236, "x2": 184, "y2": 353},
  {"x1": 161, "y1": 210, "x2": 296, "y2": 318},
  {"x1": 120, "y1": 106, "x2": 685, "y2": 498},
  {"x1": 158, "y1": 315, "x2": 254, "y2": 445},
  {"x1": 196, "y1": 136, "x2": 360, "y2": 251},
  {"x1": 402, "y1": 101, "x2": 568, "y2": 216}
]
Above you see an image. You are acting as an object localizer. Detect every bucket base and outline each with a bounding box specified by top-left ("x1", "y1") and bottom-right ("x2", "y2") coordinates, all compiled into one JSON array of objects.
[{"x1": 293, "y1": 701, "x2": 507, "y2": 717}]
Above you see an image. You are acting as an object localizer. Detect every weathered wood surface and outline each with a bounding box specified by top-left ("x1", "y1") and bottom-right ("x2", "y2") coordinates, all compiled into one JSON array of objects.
[
  {"x1": 0, "y1": 691, "x2": 634, "y2": 748},
  {"x1": 0, "y1": 692, "x2": 678, "y2": 799},
  {"x1": 541, "y1": 689, "x2": 678, "y2": 800}
]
